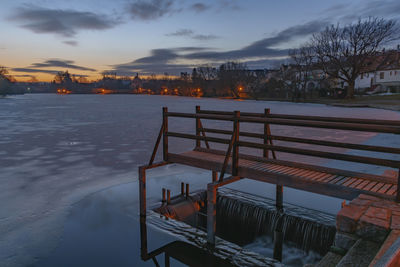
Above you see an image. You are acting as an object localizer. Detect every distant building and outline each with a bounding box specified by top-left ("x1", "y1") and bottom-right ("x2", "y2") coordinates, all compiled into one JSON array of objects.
[
  {"x1": 355, "y1": 49, "x2": 400, "y2": 93},
  {"x1": 131, "y1": 73, "x2": 143, "y2": 93}
]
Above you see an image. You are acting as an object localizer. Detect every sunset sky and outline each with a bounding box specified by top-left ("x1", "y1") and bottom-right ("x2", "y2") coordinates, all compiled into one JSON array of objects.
[{"x1": 1, "y1": 0, "x2": 400, "y2": 82}]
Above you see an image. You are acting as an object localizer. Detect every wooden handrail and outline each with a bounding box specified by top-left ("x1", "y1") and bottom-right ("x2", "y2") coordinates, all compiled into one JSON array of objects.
[
  {"x1": 201, "y1": 128, "x2": 400, "y2": 154},
  {"x1": 238, "y1": 117, "x2": 400, "y2": 134},
  {"x1": 166, "y1": 132, "x2": 231, "y2": 144},
  {"x1": 166, "y1": 111, "x2": 400, "y2": 134},
  {"x1": 238, "y1": 140, "x2": 400, "y2": 168},
  {"x1": 198, "y1": 108, "x2": 400, "y2": 126}
]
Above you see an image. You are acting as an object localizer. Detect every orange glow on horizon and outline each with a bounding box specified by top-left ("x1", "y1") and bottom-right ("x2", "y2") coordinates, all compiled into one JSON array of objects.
[{"x1": 8, "y1": 71, "x2": 180, "y2": 83}]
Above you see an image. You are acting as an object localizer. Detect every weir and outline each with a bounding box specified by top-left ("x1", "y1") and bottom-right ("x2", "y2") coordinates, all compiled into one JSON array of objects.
[{"x1": 155, "y1": 188, "x2": 335, "y2": 258}]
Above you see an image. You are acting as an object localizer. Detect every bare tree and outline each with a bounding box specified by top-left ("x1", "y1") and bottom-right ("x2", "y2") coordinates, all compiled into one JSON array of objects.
[
  {"x1": 0, "y1": 67, "x2": 11, "y2": 96},
  {"x1": 289, "y1": 45, "x2": 315, "y2": 100},
  {"x1": 311, "y1": 17, "x2": 398, "y2": 98},
  {"x1": 218, "y1": 62, "x2": 250, "y2": 97},
  {"x1": 0, "y1": 66, "x2": 7, "y2": 77}
]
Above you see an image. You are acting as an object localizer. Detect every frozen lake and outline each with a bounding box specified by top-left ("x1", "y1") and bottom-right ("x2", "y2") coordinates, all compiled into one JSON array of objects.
[{"x1": 1, "y1": 94, "x2": 399, "y2": 266}]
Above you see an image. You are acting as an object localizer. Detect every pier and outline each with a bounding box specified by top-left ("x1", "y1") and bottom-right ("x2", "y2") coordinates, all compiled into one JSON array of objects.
[{"x1": 139, "y1": 106, "x2": 400, "y2": 265}]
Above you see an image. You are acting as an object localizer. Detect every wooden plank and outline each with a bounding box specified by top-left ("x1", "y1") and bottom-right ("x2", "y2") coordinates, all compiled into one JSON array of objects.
[
  {"x1": 308, "y1": 172, "x2": 328, "y2": 181},
  {"x1": 363, "y1": 181, "x2": 378, "y2": 191},
  {"x1": 321, "y1": 175, "x2": 339, "y2": 183},
  {"x1": 194, "y1": 147, "x2": 396, "y2": 184},
  {"x1": 284, "y1": 168, "x2": 311, "y2": 177},
  {"x1": 348, "y1": 179, "x2": 364, "y2": 188},
  {"x1": 387, "y1": 185, "x2": 397, "y2": 196},
  {"x1": 303, "y1": 171, "x2": 324, "y2": 180},
  {"x1": 298, "y1": 169, "x2": 320, "y2": 179},
  {"x1": 274, "y1": 166, "x2": 298, "y2": 174},
  {"x1": 355, "y1": 180, "x2": 370, "y2": 189},
  {"x1": 370, "y1": 182, "x2": 385, "y2": 193},
  {"x1": 315, "y1": 173, "x2": 334, "y2": 182},
  {"x1": 343, "y1": 178, "x2": 357, "y2": 187},
  {"x1": 378, "y1": 184, "x2": 392, "y2": 194},
  {"x1": 335, "y1": 177, "x2": 350, "y2": 185},
  {"x1": 239, "y1": 166, "x2": 395, "y2": 201}
]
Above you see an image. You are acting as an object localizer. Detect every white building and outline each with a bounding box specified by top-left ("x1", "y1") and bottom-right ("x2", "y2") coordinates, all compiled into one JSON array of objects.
[{"x1": 355, "y1": 50, "x2": 400, "y2": 93}]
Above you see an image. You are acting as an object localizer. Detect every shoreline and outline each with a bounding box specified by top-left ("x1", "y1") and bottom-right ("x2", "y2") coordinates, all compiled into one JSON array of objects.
[{"x1": 8, "y1": 92, "x2": 400, "y2": 111}]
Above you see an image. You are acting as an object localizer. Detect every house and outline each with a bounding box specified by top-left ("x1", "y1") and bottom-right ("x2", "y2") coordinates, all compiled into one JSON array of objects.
[{"x1": 355, "y1": 49, "x2": 400, "y2": 93}]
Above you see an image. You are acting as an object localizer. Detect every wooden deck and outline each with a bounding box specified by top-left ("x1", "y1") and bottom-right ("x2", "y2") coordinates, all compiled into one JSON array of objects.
[{"x1": 169, "y1": 148, "x2": 398, "y2": 201}]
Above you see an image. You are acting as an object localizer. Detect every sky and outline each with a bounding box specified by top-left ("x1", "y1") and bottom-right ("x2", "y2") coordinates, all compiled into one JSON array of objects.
[{"x1": 1, "y1": 0, "x2": 400, "y2": 82}]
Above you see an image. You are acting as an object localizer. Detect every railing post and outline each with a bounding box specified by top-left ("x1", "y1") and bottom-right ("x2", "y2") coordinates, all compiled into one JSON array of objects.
[
  {"x1": 397, "y1": 168, "x2": 400, "y2": 202},
  {"x1": 264, "y1": 108, "x2": 283, "y2": 210},
  {"x1": 212, "y1": 171, "x2": 218, "y2": 182},
  {"x1": 163, "y1": 107, "x2": 168, "y2": 162},
  {"x1": 139, "y1": 166, "x2": 146, "y2": 217},
  {"x1": 264, "y1": 108, "x2": 270, "y2": 158},
  {"x1": 276, "y1": 185, "x2": 283, "y2": 211},
  {"x1": 207, "y1": 183, "x2": 217, "y2": 245},
  {"x1": 196, "y1": 106, "x2": 201, "y2": 148},
  {"x1": 232, "y1": 111, "x2": 240, "y2": 176}
]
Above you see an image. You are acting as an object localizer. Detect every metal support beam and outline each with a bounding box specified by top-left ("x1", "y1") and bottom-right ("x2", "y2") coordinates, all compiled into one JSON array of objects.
[
  {"x1": 212, "y1": 171, "x2": 218, "y2": 182},
  {"x1": 163, "y1": 107, "x2": 169, "y2": 161},
  {"x1": 397, "y1": 168, "x2": 400, "y2": 202},
  {"x1": 232, "y1": 111, "x2": 240, "y2": 176},
  {"x1": 207, "y1": 183, "x2": 217, "y2": 245},
  {"x1": 165, "y1": 252, "x2": 170, "y2": 267},
  {"x1": 276, "y1": 185, "x2": 283, "y2": 211},
  {"x1": 139, "y1": 166, "x2": 146, "y2": 217},
  {"x1": 206, "y1": 176, "x2": 242, "y2": 246},
  {"x1": 196, "y1": 106, "x2": 201, "y2": 148}
]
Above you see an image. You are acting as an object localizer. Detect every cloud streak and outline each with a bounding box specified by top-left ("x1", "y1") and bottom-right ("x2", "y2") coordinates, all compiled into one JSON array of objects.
[
  {"x1": 128, "y1": 0, "x2": 177, "y2": 20},
  {"x1": 12, "y1": 59, "x2": 97, "y2": 77},
  {"x1": 166, "y1": 28, "x2": 219, "y2": 41},
  {"x1": 9, "y1": 6, "x2": 117, "y2": 37},
  {"x1": 191, "y1": 3, "x2": 210, "y2": 13},
  {"x1": 30, "y1": 59, "x2": 96, "y2": 72}
]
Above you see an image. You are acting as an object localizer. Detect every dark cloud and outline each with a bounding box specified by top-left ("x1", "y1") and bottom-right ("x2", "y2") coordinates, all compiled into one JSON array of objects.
[
  {"x1": 172, "y1": 47, "x2": 213, "y2": 52},
  {"x1": 11, "y1": 74, "x2": 37, "y2": 78},
  {"x1": 30, "y1": 59, "x2": 96, "y2": 72},
  {"x1": 11, "y1": 68, "x2": 60, "y2": 75},
  {"x1": 247, "y1": 19, "x2": 329, "y2": 49},
  {"x1": 361, "y1": 0, "x2": 400, "y2": 17},
  {"x1": 9, "y1": 6, "x2": 117, "y2": 37},
  {"x1": 166, "y1": 29, "x2": 219, "y2": 41},
  {"x1": 134, "y1": 49, "x2": 178, "y2": 64},
  {"x1": 192, "y1": 34, "x2": 218, "y2": 41},
  {"x1": 322, "y1": 0, "x2": 400, "y2": 23},
  {"x1": 165, "y1": 29, "x2": 193, "y2": 37},
  {"x1": 128, "y1": 0, "x2": 176, "y2": 20},
  {"x1": 191, "y1": 3, "x2": 210, "y2": 13},
  {"x1": 12, "y1": 67, "x2": 89, "y2": 77},
  {"x1": 216, "y1": 0, "x2": 241, "y2": 11},
  {"x1": 63, "y1": 41, "x2": 78, "y2": 46}
]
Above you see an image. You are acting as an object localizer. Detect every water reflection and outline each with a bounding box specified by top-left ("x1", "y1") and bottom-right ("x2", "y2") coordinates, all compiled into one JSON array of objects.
[{"x1": 140, "y1": 217, "x2": 235, "y2": 267}]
